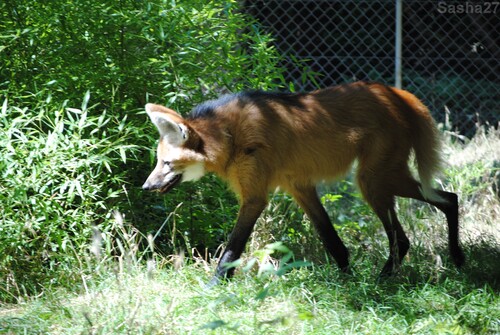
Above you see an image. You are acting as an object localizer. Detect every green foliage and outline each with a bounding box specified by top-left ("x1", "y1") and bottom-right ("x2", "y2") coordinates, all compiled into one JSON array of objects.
[
  {"x1": 0, "y1": 96, "x2": 140, "y2": 300},
  {"x1": 224, "y1": 242, "x2": 312, "y2": 279},
  {"x1": 0, "y1": 0, "x2": 287, "y2": 111},
  {"x1": 0, "y1": 0, "x2": 294, "y2": 300}
]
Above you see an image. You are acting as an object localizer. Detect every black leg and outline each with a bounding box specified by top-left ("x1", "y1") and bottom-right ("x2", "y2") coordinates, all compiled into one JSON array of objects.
[
  {"x1": 393, "y1": 179, "x2": 465, "y2": 268},
  {"x1": 375, "y1": 205, "x2": 410, "y2": 276},
  {"x1": 356, "y1": 168, "x2": 410, "y2": 276},
  {"x1": 208, "y1": 197, "x2": 267, "y2": 286},
  {"x1": 422, "y1": 190, "x2": 465, "y2": 267},
  {"x1": 290, "y1": 186, "x2": 350, "y2": 272}
]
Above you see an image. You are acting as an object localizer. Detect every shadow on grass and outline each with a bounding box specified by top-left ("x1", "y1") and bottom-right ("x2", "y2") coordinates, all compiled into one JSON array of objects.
[
  {"x1": 460, "y1": 239, "x2": 500, "y2": 291},
  {"x1": 392, "y1": 239, "x2": 500, "y2": 292},
  {"x1": 308, "y1": 235, "x2": 500, "y2": 294}
]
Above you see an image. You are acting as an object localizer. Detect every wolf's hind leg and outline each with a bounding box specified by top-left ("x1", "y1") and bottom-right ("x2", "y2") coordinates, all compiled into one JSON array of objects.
[
  {"x1": 393, "y1": 178, "x2": 465, "y2": 268},
  {"x1": 357, "y1": 165, "x2": 410, "y2": 276}
]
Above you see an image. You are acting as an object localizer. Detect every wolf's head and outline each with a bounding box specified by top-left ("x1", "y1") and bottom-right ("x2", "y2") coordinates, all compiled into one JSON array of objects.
[{"x1": 142, "y1": 103, "x2": 206, "y2": 193}]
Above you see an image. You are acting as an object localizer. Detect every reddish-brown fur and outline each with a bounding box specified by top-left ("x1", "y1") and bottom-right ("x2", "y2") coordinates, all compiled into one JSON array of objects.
[{"x1": 143, "y1": 81, "x2": 465, "y2": 284}]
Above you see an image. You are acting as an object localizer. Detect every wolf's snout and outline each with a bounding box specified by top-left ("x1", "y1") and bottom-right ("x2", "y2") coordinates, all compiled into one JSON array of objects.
[
  {"x1": 142, "y1": 174, "x2": 162, "y2": 191},
  {"x1": 142, "y1": 173, "x2": 183, "y2": 194},
  {"x1": 142, "y1": 180, "x2": 155, "y2": 191}
]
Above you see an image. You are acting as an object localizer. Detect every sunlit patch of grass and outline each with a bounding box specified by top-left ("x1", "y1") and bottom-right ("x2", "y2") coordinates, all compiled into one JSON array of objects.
[{"x1": 2, "y1": 256, "x2": 498, "y2": 334}]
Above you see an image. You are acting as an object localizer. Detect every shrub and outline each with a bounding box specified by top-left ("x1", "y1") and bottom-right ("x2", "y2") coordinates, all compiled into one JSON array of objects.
[
  {"x1": 0, "y1": 0, "x2": 288, "y2": 111},
  {"x1": 0, "y1": 94, "x2": 142, "y2": 300},
  {"x1": 0, "y1": 0, "x2": 298, "y2": 300}
]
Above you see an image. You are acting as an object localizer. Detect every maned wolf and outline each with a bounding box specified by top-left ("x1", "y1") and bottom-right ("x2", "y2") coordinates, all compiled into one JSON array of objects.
[{"x1": 142, "y1": 81, "x2": 465, "y2": 284}]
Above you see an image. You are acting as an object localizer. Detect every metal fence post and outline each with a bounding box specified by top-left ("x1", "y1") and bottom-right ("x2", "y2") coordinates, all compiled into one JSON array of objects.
[
  {"x1": 395, "y1": 0, "x2": 403, "y2": 89},
  {"x1": 246, "y1": 0, "x2": 499, "y2": 135}
]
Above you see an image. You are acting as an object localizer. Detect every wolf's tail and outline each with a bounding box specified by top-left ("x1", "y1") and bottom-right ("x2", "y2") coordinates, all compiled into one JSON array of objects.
[{"x1": 412, "y1": 104, "x2": 445, "y2": 203}]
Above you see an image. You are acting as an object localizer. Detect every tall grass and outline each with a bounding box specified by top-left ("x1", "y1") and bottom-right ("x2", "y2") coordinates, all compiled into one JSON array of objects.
[{"x1": 0, "y1": 95, "x2": 143, "y2": 301}]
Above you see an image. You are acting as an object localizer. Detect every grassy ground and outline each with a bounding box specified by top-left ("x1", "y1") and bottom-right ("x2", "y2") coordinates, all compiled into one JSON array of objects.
[
  {"x1": 1, "y1": 128, "x2": 499, "y2": 335},
  {"x1": 0, "y1": 256, "x2": 498, "y2": 335}
]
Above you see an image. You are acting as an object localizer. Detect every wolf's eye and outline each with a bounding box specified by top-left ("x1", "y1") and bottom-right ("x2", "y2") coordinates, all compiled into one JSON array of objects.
[{"x1": 163, "y1": 160, "x2": 172, "y2": 167}]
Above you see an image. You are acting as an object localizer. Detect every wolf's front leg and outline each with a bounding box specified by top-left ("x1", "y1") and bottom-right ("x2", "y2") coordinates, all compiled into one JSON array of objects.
[{"x1": 208, "y1": 197, "x2": 267, "y2": 287}]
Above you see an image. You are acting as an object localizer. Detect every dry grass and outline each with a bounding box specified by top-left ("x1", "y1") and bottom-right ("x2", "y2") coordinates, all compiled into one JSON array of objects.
[{"x1": 444, "y1": 126, "x2": 500, "y2": 245}]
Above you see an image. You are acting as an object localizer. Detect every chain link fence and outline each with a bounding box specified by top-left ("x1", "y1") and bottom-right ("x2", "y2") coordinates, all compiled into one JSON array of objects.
[{"x1": 245, "y1": 0, "x2": 499, "y2": 136}]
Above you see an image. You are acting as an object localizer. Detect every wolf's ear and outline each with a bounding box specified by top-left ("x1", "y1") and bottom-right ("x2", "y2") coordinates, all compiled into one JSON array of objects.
[{"x1": 145, "y1": 104, "x2": 188, "y2": 145}]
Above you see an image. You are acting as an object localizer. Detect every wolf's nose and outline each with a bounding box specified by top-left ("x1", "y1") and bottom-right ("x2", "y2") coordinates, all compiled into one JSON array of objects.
[{"x1": 142, "y1": 181, "x2": 153, "y2": 191}]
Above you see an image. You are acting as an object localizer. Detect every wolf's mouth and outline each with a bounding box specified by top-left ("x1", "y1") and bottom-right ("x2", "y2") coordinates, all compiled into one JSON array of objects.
[{"x1": 159, "y1": 174, "x2": 182, "y2": 194}]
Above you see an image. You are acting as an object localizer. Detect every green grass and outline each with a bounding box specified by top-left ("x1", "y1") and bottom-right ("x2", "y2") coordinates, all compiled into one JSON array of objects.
[
  {"x1": 1, "y1": 128, "x2": 499, "y2": 335},
  {"x1": 0, "y1": 255, "x2": 498, "y2": 335}
]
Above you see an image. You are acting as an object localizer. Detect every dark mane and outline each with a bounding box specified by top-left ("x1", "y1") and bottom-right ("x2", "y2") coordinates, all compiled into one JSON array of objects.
[
  {"x1": 187, "y1": 90, "x2": 304, "y2": 119},
  {"x1": 240, "y1": 90, "x2": 301, "y2": 101},
  {"x1": 187, "y1": 93, "x2": 240, "y2": 119},
  {"x1": 239, "y1": 90, "x2": 306, "y2": 110}
]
